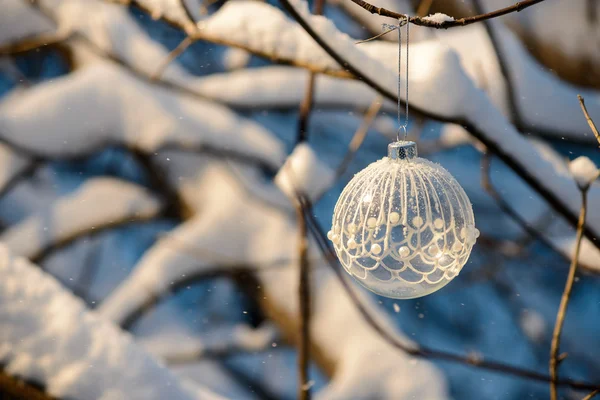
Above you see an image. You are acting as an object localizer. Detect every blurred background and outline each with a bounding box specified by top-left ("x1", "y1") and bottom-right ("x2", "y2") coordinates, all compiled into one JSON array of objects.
[{"x1": 1, "y1": 0, "x2": 600, "y2": 399}]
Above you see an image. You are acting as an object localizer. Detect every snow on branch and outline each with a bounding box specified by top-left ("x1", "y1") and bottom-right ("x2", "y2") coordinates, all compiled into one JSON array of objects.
[
  {"x1": 1, "y1": 177, "x2": 162, "y2": 260},
  {"x1": 347, "y1": 0, "x2": 545, "y2": 29},
  {"x1": 0, "y1": 0, "x2": 55, "y2": 48},
  {"x1": 0, "y1": 243, "x2": 219, "y2": 400},
  {"x1": 0, "y1": 142, "x2": 31, "y2": 195},
  {"x1": 10, "y1": 0, "x2": 598, "y2": 145},
  {"x1": 275, "y1": 143, "x2": 335, "y2": 201},
  {"x1": 421, "y1": 13, "x2": 455, "y2": 25},
  {"x1": 0, "y1": 63, "x2": 285, "y2": 168},
  {"x1": 569, "y1": 156, "x2": 599, "y2": 191},
  {"x1": 144, "y1": 323, "x2": 280, "y2": 364}
]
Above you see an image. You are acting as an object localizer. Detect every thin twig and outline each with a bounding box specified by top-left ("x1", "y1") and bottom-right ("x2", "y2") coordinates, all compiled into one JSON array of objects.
[
  {"x1": 0, "y1": 32, "x2": 69, "y2": 56},
  {"x1": 295, "y1": 1, "x2": 324, "y2": 395},
  {"x1": 355, "y1": 27, "x2": 395, "y2": 44},
  {"x1": 583, "y1": 390, "x2": 600, "y2": 400},
  {"x1": 32, "y1": 216, "x2": 160, "y2": 264},
  {"x1": 347, "y1": 0, "x2": 546, "y2": 28},
  {"x1": 480, "y1": 152, "x2": 568, "y2": 262},
  {"x1": 295, "y1": 199, "x2": 311, "y2": 400},
  {"x1": 295, "y1": 0, "x2": 325, "y2": 144},
  {"x1": 578, "y1": 95, "x2": 600, "y2": 146},
  {"x1": 549, "y1": 187, "x2": 588, "y2": 400},
  {"x1": 472, "y1": 0, "x2": 521, "y2": 127},
  {"x1": 335, "y1": 97, "x2": 382, "y2": 177},
  {"x1": 297, "y1": 73, "x2": 317, "y2": 143},
  {"x1": 151, "y1": 36, "x2": 194, "y2": 80},
  {"x1": 0, "y1": 368, "x2": 54, "y2": 400}
]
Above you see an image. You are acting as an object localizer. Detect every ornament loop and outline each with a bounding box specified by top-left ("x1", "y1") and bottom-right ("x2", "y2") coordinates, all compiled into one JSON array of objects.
[
  {"x1": 388, "y1": 140, "x2": 417, "y2": 160},
  {"x1": 396, "y1": 125, "x2": 407, "y2": 142}
]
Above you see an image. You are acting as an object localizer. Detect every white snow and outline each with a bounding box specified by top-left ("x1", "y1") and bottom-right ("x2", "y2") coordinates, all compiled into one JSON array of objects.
[
  {"x1": 569, "y1": 156, "x2": 599, "y2": 189},
  {"x1": 0, "y1": 243, "x2": 214, "y2": 400},
  {"x1": 143, "y1": 323, "x2": 279, "y2": 361},
  {"x1": 221, "y1": 47, "x2": 251, "y2": 71},
  {"x1": 422, "y1": 13, "x2": 455, "y2": 25},
  {"x1": 16, "y1": 0, "x2": 598, "y2": 145},
  {"x1": 0, "y1": 0, "x2": 55, "y2": 47},
  {"x1": 0, "y1": 143, "x2": 30, "y2": 193},
  {"x1": 1, "y1": 177, "x2": 161, "y2": 258},
  {"x1": 0, "y1": 62, "x2": 285, "y2": 168},
  {"x1": 274, "y1": 143, "x2": 336, "y2": 201}
]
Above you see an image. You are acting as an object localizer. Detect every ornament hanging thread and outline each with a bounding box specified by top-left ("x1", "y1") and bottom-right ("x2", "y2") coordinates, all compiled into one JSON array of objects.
[{"x1": 328, "y1": 18, "x2": 478, "y2": 299}]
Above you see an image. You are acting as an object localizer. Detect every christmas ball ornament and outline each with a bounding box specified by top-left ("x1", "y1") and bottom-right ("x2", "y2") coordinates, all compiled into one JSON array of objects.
[{"x1": 328, "y1": 141, "x2": 478, "y2": 299}]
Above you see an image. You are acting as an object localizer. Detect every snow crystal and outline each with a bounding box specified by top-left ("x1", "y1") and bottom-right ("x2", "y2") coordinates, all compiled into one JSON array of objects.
[
  {"x1": 569, "y1": 156, "x2": 599, "y2": 189},
  {"x1": 422, "y1": 13, "x2": 455, "y2": 25}
]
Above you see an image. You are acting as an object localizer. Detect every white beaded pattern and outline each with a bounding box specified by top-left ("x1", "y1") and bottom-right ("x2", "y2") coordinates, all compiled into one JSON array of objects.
[{"x1": 328, "y1": 156, "x2": 478, "y2": 299}]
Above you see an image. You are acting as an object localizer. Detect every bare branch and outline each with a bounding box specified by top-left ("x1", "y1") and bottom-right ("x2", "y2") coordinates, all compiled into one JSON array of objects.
[
  {"x1": 151, "y1": 36, "x2": 194, "y2": 80},
  {"x1": 0, "y1": 32, "x2": 69, "y2": 56},
  {"x1": 578, "y1": 95, "x2": 600, "y2": 146},
  {"x1": 355, "y1": 27, "x2": 395, "y2": 44},
  {"x1": 480, "y1": 152, "x2": 570, "y2": 264},
  {"x1": 0, "y1": 368, "x2": 55, "y2": 400},
  {"x1": 296, "y1": 0, "x2": 325, "y2": 145},
  {"x1": 295, "y1": 200, "x2": 311, "y2": 400},
  {"x1": 335, "y1": 97, "x2": 382, "y2": 177},
  {"x1": 584, "y1": 390, "x2": 600, "y2": 400},
  {"x1": 549, "y1": 187, "x2": 587, "y2": 400},
  {"x1": 347, "y1": 0, "x2": 546, "y2": 29},
  {"x1": 472, "y1": 0, "x2": 521, "y2": 127}
]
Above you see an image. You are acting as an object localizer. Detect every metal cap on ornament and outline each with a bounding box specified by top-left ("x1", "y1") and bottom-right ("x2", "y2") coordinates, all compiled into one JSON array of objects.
[{"x1": 388, "y1": 140, "x2": 417, "y2": 160}]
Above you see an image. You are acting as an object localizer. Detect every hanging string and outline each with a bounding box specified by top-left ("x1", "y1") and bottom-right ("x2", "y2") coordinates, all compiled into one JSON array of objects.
[{"x1": 382, "y1": 16, "x2": 410, "y2": 141}]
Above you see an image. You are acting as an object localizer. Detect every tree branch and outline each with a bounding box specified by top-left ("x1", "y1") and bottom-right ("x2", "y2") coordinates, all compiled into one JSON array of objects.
[
  {"x1": 347, "y1": 0, "x2": 546, "y2": 28},
  {"x1": 151, "y1": 36, "x2": 194, "y2": 81},
  {"x1": 0, "y1": 32, "x2": 69, "y2": 56},
  {"x1": 295, "y1": 0, "x2": 325, "y2": 145},
  {"x1": 295, "y1": 198, "x2": 311, "y2": 400},
  {"x1": 480, "y1": 152, "x2": 573, "y2": 266},
  {"x1": 584, "y1": 390, "x2": 600, "y2": 400},
  {"x1": 549, "y1": 187, "x2": 588, "y2": 400},
  {"x1": 334, "y1": 97, "x2": 382, "y2": 178},
  {"x1": 0, "y1": 368, "x2": 55, "y2": 400},
  {"x1": 472, "y1": 0, "x2": 521, "y2": 127},
  {"x1": 578, "y1": 95, "x2": 600, "y2": 146}
]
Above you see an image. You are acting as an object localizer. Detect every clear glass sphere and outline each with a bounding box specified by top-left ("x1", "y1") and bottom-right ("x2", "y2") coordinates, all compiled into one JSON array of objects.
[{"x1": 328, "y1": 141, "x2": 478, "y2": 299}]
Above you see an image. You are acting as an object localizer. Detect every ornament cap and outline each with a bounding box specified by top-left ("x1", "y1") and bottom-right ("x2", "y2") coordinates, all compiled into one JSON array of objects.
[{"x1": 388, "y1": 141, "x2": 417, "y2": 160}]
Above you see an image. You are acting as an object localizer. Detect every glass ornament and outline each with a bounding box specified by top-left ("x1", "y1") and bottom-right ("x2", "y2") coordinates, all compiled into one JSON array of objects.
[{"x1": 328, "y1": 141, "x2": 478, "y2": 299}]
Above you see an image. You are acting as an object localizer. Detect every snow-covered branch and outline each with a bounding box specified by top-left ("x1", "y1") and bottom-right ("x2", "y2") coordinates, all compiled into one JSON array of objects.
[
  {"x1": 1, "y1": 177, "x2": 162, "y2": 260},
  {"x1": 0, "y1": 243, "x2": 220, "y2": 399}
]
